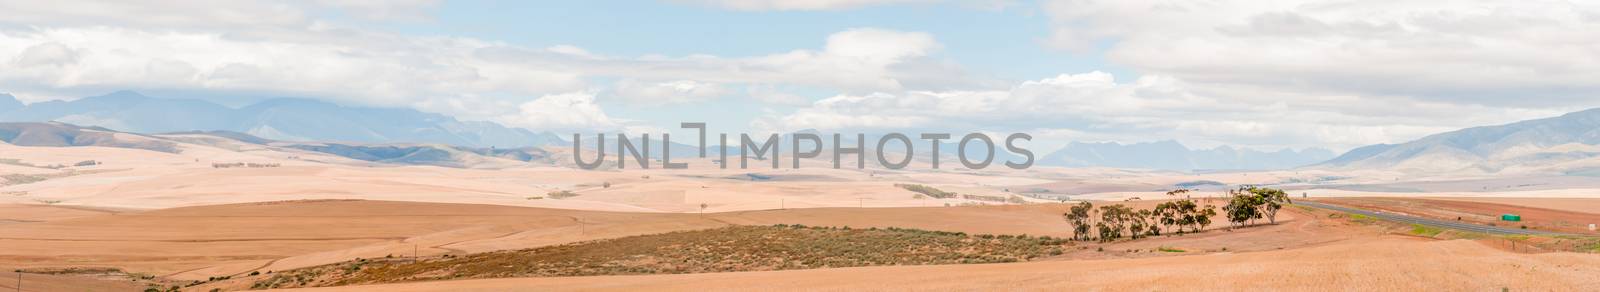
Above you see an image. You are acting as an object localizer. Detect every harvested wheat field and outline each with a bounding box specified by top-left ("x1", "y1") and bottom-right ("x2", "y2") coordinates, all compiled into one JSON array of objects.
[
  {"x1": 279, "y1": 236, "x2": 1600, "y2": 292},
  {"x1": 0, "y1": 196, "x2": 1553, "y2": 291},
  {"x1": 4, "y1": 141, "x2": 1600, "y2": 291},
  {"x1": 0, "y1": 198, "x2": 1356, "y2": 290}
]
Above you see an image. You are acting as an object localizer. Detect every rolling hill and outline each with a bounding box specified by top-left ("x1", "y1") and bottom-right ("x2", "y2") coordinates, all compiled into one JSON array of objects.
[
  {"x1": 0, "y1": 122, "x2": 179, "y2": 153},
  {"x1": 1039, "y1": 140, "x2": 1334, "y2": 171},
  {"x1": 1313, "y1": 108, "x2": 1600, "y2": 174}
]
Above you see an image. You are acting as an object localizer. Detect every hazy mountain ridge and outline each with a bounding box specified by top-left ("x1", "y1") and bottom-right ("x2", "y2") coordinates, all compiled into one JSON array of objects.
[
  {"x1": 0, "y1": 122, "x2": 180, "y2": 153},
  {"x1": 22, "y1": 91, "x2": 1600, "y2": 174},
  {"x1": 0, "y1": 91, "x2": 563, "y2": 148},
  {"x1": 1314, "y1": 108, "x2": 1600, "y2": 174},
  {"x1": 1040, "y1": 140, "x2": 1335, "y2": 171},
  {"x1": 1, "y1": 122, "x2": 557, "y2": 169},
  {"x1": 0, "y1": 93, "x2": 23, "y2": 112}
]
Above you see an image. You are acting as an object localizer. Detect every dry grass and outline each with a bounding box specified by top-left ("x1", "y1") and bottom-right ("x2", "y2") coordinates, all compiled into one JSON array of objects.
[{"x1": 252, "y1": 225, "x2": 1067, "y2": 289}]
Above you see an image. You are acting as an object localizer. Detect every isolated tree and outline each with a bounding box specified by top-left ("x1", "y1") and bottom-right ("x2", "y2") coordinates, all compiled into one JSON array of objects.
[{"x1": 1246, "y1": 187, "x2": 1291, "y2": 224}]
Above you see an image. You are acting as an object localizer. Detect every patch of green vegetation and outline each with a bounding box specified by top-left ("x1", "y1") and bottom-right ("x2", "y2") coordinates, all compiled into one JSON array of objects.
[
  {"x1": 0, "y1": 158, "x2": 64, "y2": 169},
  {"x1": 1450, "y1": 230, "x2": 1490, "y2": 240},
  {"x1": 1347, "y1": 213, "x2": 1378, "y2": 224},
  {"x1": 257, "y1": 225, "x2": 1066, "y2": 289},
  {"x1": 1174, "y1": 180, "x2": 1224, "y2": 188},
  {"x1": 1006, "y1": 195, "x2": 1028, "y2": 204},
  {"x1": 895, "y1": 183, "x2": 956, "y2": 199},
  {"x1": 1409, "y1": 224, "x2": 1444, "y2": 237},
  {"x1": 1157, "y1": 246, "x2": 1185, "y2": 253},
  {"x1": 546, "y1": 190, "x2": 579, "y2": 199},
  {"x1": 1, "y1": 173, "x2": 48, "y2": 185},
  {"x1": 963, "y1": 194, "x2": 1010, "y2": 203}
]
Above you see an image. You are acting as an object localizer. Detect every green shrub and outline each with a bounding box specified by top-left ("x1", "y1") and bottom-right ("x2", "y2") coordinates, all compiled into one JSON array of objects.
[
  {"x1": 546, "y1": 190, "x2": 580, "y2": 199},
  {"x1": 1409, "y1": 224, "x2": 1444, "y2": 237},
  {"x1": 895, "y1": 184, "x2": 956, "y2": 199}
]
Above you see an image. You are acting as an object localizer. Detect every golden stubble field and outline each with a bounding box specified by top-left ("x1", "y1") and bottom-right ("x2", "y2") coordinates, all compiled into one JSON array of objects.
[{"x1": 2, "y1": 140, "x2": 1600, "y2": 291}]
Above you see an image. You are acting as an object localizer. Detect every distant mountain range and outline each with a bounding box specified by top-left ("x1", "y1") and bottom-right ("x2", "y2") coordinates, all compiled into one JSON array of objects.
[
  {"x1": 1039, "y1": 140, "x2": 1335, "y2": 171},
  {"x1": 0, "y1": 91, "x2": 563, "y2": 148},
  {"x1": 13, "y1": 91, "x2": 1596, "y2": 173},
  {"x1": 1312, "y1": 108, "x2": 1600, "y2": 174},
  {"x1": 0, "y1": 122, "x2": 556, "y2": 169}
]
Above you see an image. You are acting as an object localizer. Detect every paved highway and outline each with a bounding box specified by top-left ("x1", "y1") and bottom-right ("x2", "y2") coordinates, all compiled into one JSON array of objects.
[{"x1": 1295, "y1": 201, "x2": 1577, "y2": 236}]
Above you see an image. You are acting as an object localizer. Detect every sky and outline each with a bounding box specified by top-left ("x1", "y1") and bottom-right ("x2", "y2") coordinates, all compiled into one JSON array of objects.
[{"x1": 2, "y1": 0, "x2": 1599, "y2": 153}]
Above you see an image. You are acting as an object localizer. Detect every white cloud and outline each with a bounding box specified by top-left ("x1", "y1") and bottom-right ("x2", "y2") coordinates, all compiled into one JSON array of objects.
[
  {"x1": 0, "y1": 3, "x2": 975, "y2": 137},
  {"x1": 592, "y1": 28, "x2": 952, "y2": 92},
  {"x1": 0, "y1": 0, "x2": 441, "y2": 28},
  {"x1": 676, "y1": 0, "x2": 933, "y2": 11},
  {"x1": 611, "y1": 79, "x2": 729, "y2": 105},
  {"x1": 823, "y1": 28, "x2": 939, "y2": 63},
  {"x1": 0, "y1": 0, "x2": 309, "y2": 29},
  {"x1": 0, "y1": 18, "x2": 958, "y2": 121},
  {"x1": 765, "y1": 71, "x2": 1564, "y2": 151},
  {"x1": 0, "y1": 26, "x2": 587, "y2": 107},
  {"x1": 1042, "y1": 0, "x2": 1600, "y2": 105},
  {"x1": 497, "y1": 92, "x2": 622, "y2": 132},
  {"x1": 315, "y1": 0, "x2": 441, "y2": 21},
  {"x1": 12, "y1": 42, "x2": 79, "y2": 67},
  {"x1": 5, "y1": 0, "x2": 1591, "y2": 152},
  {"x1": 471, "y1": 27, "x2": 967, "y2": 94},
  {"x1": 746, "y1": 85, "x2": 811, "y2": 106},
  {"x1": 675, "y1": 0, "x2": 1016, "y2": 11}
]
